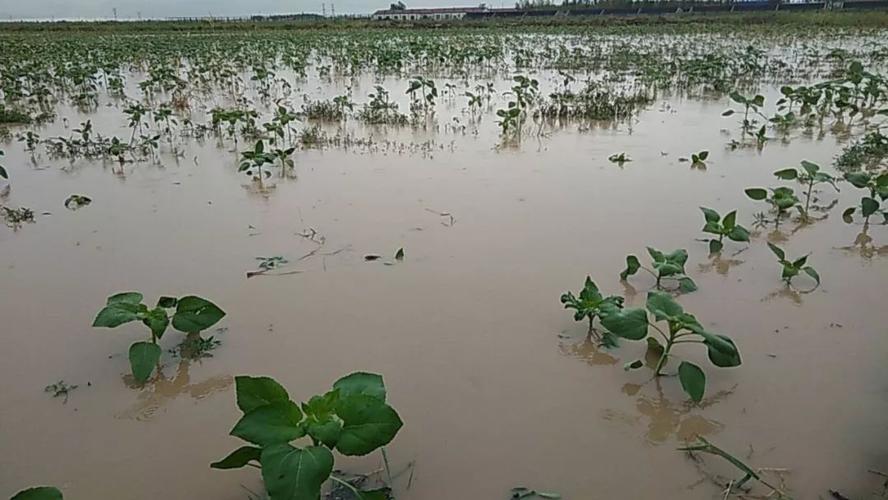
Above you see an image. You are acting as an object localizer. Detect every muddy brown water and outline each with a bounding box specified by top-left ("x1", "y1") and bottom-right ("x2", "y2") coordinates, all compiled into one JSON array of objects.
[{"x1": 1, "y1": 74, "x2": 887, "y2": 500}]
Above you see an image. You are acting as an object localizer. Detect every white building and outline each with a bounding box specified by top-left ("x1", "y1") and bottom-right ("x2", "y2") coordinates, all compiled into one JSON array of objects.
[{"x1": 371, "y1": 6, "x2": 488, "y2": 20}]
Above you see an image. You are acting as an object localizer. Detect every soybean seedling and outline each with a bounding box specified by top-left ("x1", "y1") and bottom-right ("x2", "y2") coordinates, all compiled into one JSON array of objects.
[
  {"x1": 700, "y1": 207, "x2": 750, "y2": 254},
  {"x1": 842, "y1": 171, "x2": 888, "y2": 224},
  {"x1": 601, "y1": 291, "x2": 741, "y2": 402},
  {"x1": 560, "y1": 276, "x2": 624, "y2": 343},
  {"x1": 681, "y1": 150, "x2": 708, "y2": 169},
  {"x1": 773, "y1": 160, "x2": 839, "y2": 221},
  {"x1": 767, "y1": 243, "x2": 820, "y2": 288},
  {"x1": 722, "y1": 93, "x2": 766, "y2": 134},
  {"x1": 621, "y1": 247, "x2": 698, "y2": 293},
  {"x1": 93, "y1": 293, "x2": 226, "y2": 383},
  {"x1": 212, "y1": 372, "x2": 403, "y2": 500},
  {"x1": 744, "y1": 186, "x2": 800, "y2": 227}
]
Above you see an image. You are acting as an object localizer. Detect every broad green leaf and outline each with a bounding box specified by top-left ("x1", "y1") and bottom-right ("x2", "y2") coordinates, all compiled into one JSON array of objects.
[
  {"x1": 394, "y1": 248, "x2": 404, "y2": 261},
  {"x1": 842, "y1": 207, "x2": 856, "y2": 223},
  {"x1": 721, "y1": 109, "x2": 735, "y2": 116},
  {"x1": 11, "y1": 487, "x2": 63, "y2": 500},
  {"x1": 700, "y1": 207, "x2": 720, "y2": 224},
  {"x1": 792, "y1": 255, "x2": 809, "y2": 268},
  {"x1": 844, "y1": 172, "x2": 871, "y2": 189},
  {"x1": 235, "y1": 376, "x2": 290, "y2": 413},
  {"x1": 752, "y1": 95, "x2": 765, "y2": 107},
  {"x1": 774, "y1": 168, "x2": 798, "y2": 180},
  {"x1": 92, "y1": 303, "x2": 142, "y2": 328},
  {"x1": 231, "y1": 401, "x2": 305, "y2": 446},
  {"x1": 862, "y1": 197, "x2": 880, "y2": 218},
  {"x1": 800, "y1": 160, "x2": 820, "y2": 176},
  {"x1": 703, "y1": 334, "x2": 742, "y2": 368},
  {"x1": 335, "y1": 395, "x2": 404, "y2": 456},
  {"x1": 107, "y1": 292, "x2": 143, "y2": 305},
  {"x1": 306, "y1": 418, "x2": 343, "y2": 448},
  {"x1": 698, "y1": 151, "x2": 709, "y2": 161},
  {"x1": 767, "y1": 243, "x2": 785, "y2": 261},
  {"x1": 646, "y1": 291, "x2": 683, "y2": 322},
  {"x1": 620, "y1": 255, "x2": 640, "y2": 281},
  {"x1": 678, "y1": 277, "x2": 698, "y2": 293},
  {"x1": 722, "y1": 211, "x2": 737, "y2": 231},
  {"x1": 708, "y1": 239, "x2": 723, "y2": 254},
  {"x1": 129, "y1": 341, "x2": 161, "y2": 383},
  {"x1": 646, "y1": 247, "x2": 665, "y2": 262},
  {"x1": 727, "y1": 225, "x2": 750, "y2": 242},
  {"x1": 142, "y1": 308, "x2": 169, "y2": 340},
  {"x1": 210, "y1": 446, "x2": 262, "y2": 470},
  {"x1": 333, "y1": 372, "x2": 386, "y2": 402},
  {"x1": 802, "y1": 266, "x2": 821, "y2": 285},
  {"x1": 172, "y1": 296, "x2": 226, "y2": 333},
  {"x1": 702, "y1": 221, "x2": 722, "y2": 235},
  {"x1": 678, "y1": 361, "x2": 706, "y2": 403},
  {"x1": 654, "y1": 261, "x2": 682, "y2": 277},
  {"x1": 600, "y1": 307, "x2": 648, "y2": 341},
  {"x1": 744, "y1": 188, "x2": 767, "y2": 201},
  {"x1": 156, "y1": 296, "x2": 177, "y2": 308},
  {"x1": 0, "y1": 166, "x2": 7, "y2": 180},
  {"x1": 665, "y1": 249, "x2": 688, "y2": 266},
  {"x1": 261, "y1": 444, "x2": 334, "y2": 500}
]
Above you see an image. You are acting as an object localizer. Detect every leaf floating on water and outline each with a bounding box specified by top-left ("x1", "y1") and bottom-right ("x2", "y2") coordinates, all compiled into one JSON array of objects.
[
  {"x1": 364, "y1": 254, "x2": 382, "y2": 261},
  {"x1": 395, "y1": 247, "x2": 404, "y2": 261}
]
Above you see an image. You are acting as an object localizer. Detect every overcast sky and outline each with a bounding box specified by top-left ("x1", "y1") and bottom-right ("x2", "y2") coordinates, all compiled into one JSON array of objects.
[{"x1": 0, "y1": 0, "x2": 495, "y2": 20}]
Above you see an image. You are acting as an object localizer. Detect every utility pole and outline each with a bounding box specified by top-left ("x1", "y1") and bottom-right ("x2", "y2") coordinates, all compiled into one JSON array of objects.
[
  {"x1": 331, "y1": 3, "x2": 336, "y2": 17},
  {"x1": 113, "y1": 7, "x2": 117, "y2": 20},
  {"x1": 322, "y1": 3, "x2": 326, "y2": 16}
]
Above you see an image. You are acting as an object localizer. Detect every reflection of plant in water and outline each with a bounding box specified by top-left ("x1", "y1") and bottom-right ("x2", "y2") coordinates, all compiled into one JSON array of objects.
[
  {"x1": 120, "y1": 359, "x2": 233, "y2": 421},
  {"x1": 697, "y1": 249, "x2": 746, "y2": 277},
  {"x1": 558, "y1": 334, "x2": 618, "y2": 367},
  {"x1": 836, "y1": 223, "x2": 888, "y2": 260},
  {"x1": 604, "y1": 380, "x2": 732, "y2": 445}
]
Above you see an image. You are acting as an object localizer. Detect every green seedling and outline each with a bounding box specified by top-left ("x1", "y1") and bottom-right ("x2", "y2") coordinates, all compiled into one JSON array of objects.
[
  {"x1": 2, "y1": 206, "x2": 35, "y2": 229},
  {"x1": 620, "y1": 247, "x2": 697, "y2": 293},
  {"x1": 93, "y1": 292, "x2": 226, "y2": 383},
  {"x1": 684, "y1": 150, "x2": 709, "y2": 168},
  {"x1": 745, "y1": 186, "x2": 800, "y2": 224},
  {"x1": 10, "y1": 486, "x2": 63, "y2": 500},
  {"x1": 240, "y1": 140, "x2": 276, "y2": 182},
  {"x1": 212, "y1": 372, "x2": 403, "y2": 500},
  {"x1": 608, "y1": 152, "x2": 631, "y2": 165},
  {"x1": 723, "y1": 92, "x2": 766, "y2": 133},
  {"x1": 842, "y1": 171, "x2": 888, "y2": 224},
  {"x1": 680, "y1": 437, "x2": 791, "y2": 499},
  {"x1": 767, "y1": 243, "x2": 820, "y2": 288},
  {"x1": 560, "y1": 276, "x2": 624, "y2": 343},
  {"x1": 700, "y1": 207, "x2": 750, "y2": 254},
  {"x1": 256, "y1": 256, "x2": 288, "y2": 271},
  {"x1": 601, "y1": 291, "x2": 741, "y2": 402},
  {"x1": 773, "y1": 160, "x2": 839, "y2": 220}
]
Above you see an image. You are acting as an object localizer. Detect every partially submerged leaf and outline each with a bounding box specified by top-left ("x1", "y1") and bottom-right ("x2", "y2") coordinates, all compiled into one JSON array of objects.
[
  {"x1": 172, "y1": 296, "x2": 225, "y2": 333},
  {"x1": 129, "y1": 341, "x2": 161, "y2": 383},
  {"x1": 600, "y1": 307, "x2": 648, "y2": 341},
  {"x1": 678, "y1": 361, "x2": 706, "y2": 403},
  {"x1": 210, "y1": 446, "x2": 262, "y2": 470},
  {"x1": 260, "y1": 444, "x2": 334, "y2": 500},
  {"x1": 11, "y1": 487, "x2": 63, "y2": 500}
]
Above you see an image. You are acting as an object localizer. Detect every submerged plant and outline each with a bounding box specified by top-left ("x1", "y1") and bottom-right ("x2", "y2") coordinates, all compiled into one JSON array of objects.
[
  {"x1": 772, "y1": 160, "x2": 839, "y2": 220},
  {"x1": 608, "y1": 152, "x2": 631, "y2": 165},
  {"x1": 601, "y1": 291, "x2": 741, "y2": 402},
  {"x1": 767, "y1": 243, "x2": 820, "y2": 288},
  {"x1": 680, "y1": 437, "x2": 791, "y2": 499},
  {"x1": 723, "y1": 93, "x2": 766, "y2": 134},
  {"x1": 93, "y1": 293, "x2": 226, "y2": 383},
  {"x1": 744, "y1": 186, "x2": 800, "y2": 224},
  {"x1": 842, "y1": 171, "x2": 888, "y2": 224},
  {"x1": 700, "y1": 207, "x2": 750, "y2": 253},
  {"x1": 212, "y1": 372, "x2": 403, "y2": 500},
  {"x1": 560, "y1": 277, "x2": 624, "y2": 343},
  {"x1": 620, "y1": 247, "x2": 697, "y2": 293}
]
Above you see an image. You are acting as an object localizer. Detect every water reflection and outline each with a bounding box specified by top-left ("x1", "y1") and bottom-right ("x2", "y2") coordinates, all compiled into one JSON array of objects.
[
  {"x1": 559, "y1": 334, "x2": 619, "y2": 367},
  {"x1": 837, "y1": 223, "x2": 888, "y2": 260},
  {"x1": 118, "y1": 359, "x2": 232, "y2": 421},
  {"x1": 604, "y1": 380, "x2": 734, "y2": 445},
  {"x1": 698, "y1": 248, "x2": 746, "y2": 276}
]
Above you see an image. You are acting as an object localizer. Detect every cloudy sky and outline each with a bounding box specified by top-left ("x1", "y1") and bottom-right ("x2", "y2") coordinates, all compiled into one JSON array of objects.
[{"x1": 0, "y1": 0, "x2": 493, "y2": 20}]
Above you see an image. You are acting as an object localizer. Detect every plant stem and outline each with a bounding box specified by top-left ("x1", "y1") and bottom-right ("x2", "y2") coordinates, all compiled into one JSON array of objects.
[{"x1": 329, "y1": 475, "x2": 362, "y2": 499}]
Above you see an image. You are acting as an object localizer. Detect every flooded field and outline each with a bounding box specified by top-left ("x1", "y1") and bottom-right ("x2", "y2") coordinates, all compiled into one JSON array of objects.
[{"x1": 1, "y1": 21, "x2": 888, "y2": 500}]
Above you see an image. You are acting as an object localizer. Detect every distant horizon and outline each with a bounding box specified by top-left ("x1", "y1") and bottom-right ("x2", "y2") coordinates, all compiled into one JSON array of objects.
[{"x1": 0, "y1": 0, "x2": 508, "y2": 22}]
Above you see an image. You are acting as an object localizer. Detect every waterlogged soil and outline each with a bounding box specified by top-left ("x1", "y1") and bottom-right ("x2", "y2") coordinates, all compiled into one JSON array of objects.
[{"x1": 2, "y1": 48, "x2": 888, "y2": 500}]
